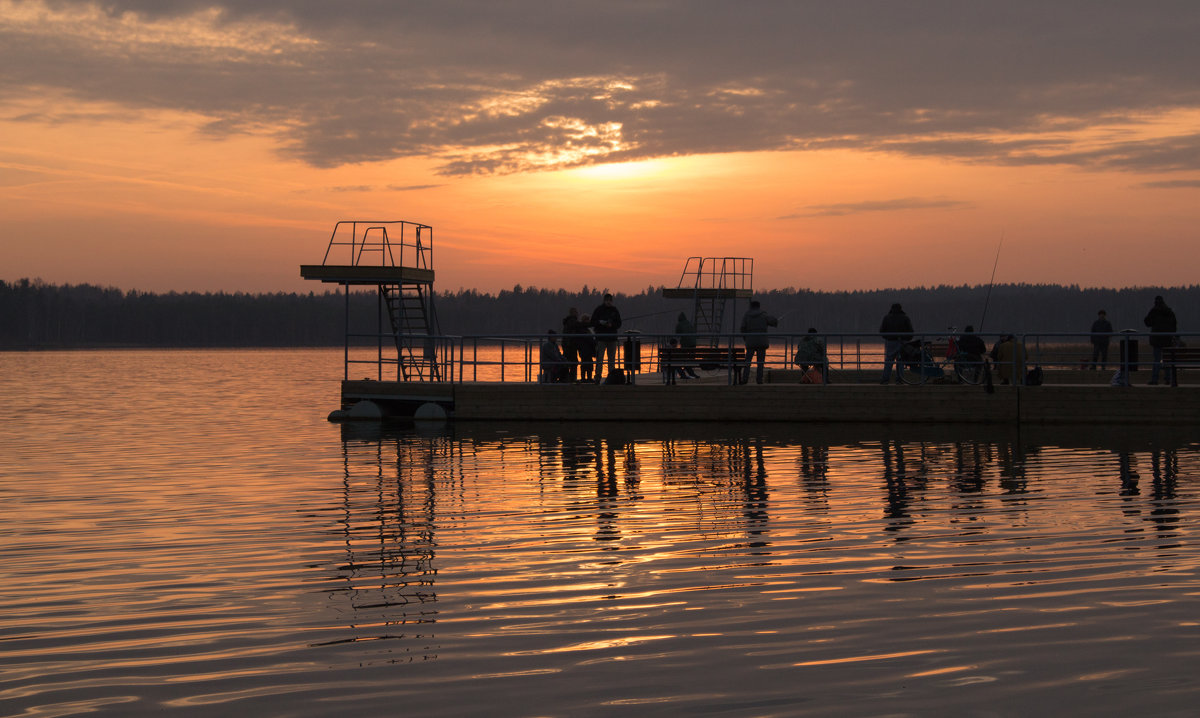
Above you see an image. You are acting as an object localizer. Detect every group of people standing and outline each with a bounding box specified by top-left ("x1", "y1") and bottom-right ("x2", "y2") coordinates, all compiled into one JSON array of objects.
[
  {"x1": 1091, "y1": 296, "x2": 1180, "y2": 384},
  {"x1": 541, "y1": 294, "x2": 624, "y2": 383},
  {"x1": 545, "y1": 292, "x2": 1183, "y2": 387},
  {"x1": 879, "y1": 295, "x2": 1181, "y2": 385}
]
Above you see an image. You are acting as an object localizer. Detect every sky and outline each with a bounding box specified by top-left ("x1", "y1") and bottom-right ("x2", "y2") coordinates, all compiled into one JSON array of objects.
[{"x1": 3, "y1": 1, "x2": 1200, "y2": 295}]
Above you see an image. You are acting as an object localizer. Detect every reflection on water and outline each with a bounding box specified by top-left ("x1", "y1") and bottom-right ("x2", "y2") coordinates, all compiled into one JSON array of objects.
[
  {"x1": 318, "y1": 438, "x2": 440, "y2": 660},
  {"x1": 2, "y1": 350, "x2": 1200, "y2": 716},
  {"x1": 321, "y1": 419, "x2": 1200, "y2": 715}
]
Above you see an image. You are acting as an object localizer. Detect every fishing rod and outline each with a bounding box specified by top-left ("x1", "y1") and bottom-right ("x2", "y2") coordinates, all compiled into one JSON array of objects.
[
  {"x1": 978, "y1": 232, "x2": 1004, "y2": 332},
  {"x1": 977, "y1": 233, "x2": 1004, "y2": 395},
  {"x1": 622, "y1": 309, "x2": 679, "y2": 322}
]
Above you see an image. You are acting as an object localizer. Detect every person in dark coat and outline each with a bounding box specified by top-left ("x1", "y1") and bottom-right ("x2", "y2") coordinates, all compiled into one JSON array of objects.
[
  {"x1": 955, "y1": 325, "x2": 987, "y2": 359},
  {"x1": 561, "y1": 307, "x2": 586, "y2": 381},
  {"x1": 539, "y1": 330, "x2": 568, "y2": 383},
  {"x1": 1144, "y1": 296, "x2": 1178, "y2": 385},
  {"x1": 590, "y1": 294, "x2": 622, "y2": 383},
  {"x1": 739, "y1": 300, "x2": 778, "y2": 384},
  {"x1": 1090, "y1": 310, "x2": 1113, "y2": 371},
  {"x1": 576, "y1": 313, "x2": 596, "y2": 382},
  {"x1": 795, "y1": 328, "x2": 828, "y2": 383},
  {"x1": 879, "y1": 303, "x2": 914, "y2": 384}
]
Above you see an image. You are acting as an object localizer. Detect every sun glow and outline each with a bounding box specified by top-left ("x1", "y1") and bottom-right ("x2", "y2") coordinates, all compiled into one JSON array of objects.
[{"x1": 569, "y1": 159, "x2": 667, "y2": 181}]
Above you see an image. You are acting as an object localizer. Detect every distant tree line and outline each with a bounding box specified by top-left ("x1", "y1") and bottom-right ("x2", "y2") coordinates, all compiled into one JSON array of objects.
[
  {"x1": 0, "y1": 279, "x2": 353, "y2": 348},
  {"x1": 3, "y1": 278, "x2": 1198, "y2": 349},
  {"x1": 439, "y1": 283, "x2": 1200, "y2": 339}
]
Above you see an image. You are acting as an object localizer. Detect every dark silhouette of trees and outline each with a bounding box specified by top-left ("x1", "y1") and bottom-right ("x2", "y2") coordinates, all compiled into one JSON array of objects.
[{"x1": 3, "y1": 278, "x2": 1197, "y2": 349}]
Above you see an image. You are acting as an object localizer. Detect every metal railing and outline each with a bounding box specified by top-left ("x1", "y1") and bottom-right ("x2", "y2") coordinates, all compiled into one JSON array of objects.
[
  {"x1": 337, "y1": 330, "x2": 1197, "y2": 386},
  {"x1": 320, "y1": 220, "x2": 433, "y2": 271}
]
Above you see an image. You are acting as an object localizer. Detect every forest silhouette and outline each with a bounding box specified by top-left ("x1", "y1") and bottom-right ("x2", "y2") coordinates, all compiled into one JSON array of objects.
[{"x1": 3, "y1": 278, "x2": 1196, "y2": 348}]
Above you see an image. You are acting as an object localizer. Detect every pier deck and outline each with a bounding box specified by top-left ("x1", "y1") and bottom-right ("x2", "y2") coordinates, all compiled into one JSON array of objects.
[{"x1": 338, "y1": 374, "x2": 1200, "y2": 425}]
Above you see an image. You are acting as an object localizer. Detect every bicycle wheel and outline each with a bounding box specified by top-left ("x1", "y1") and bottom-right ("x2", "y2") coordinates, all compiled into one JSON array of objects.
[
  {"x1": 954, "y1": 356, "x2": 985, "y2": 385},
  {"x1": 898, "y1": 362, "x2": 927, "y2": 385}
]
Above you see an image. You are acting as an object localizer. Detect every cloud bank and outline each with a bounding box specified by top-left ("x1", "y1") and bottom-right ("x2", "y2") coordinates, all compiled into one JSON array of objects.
[{"x1": 5, "y1": 0, "x2": 1200, "y2": 176}]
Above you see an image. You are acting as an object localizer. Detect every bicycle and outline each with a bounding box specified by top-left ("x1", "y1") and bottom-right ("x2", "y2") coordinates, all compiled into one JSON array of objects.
[{"x1": 897, "y1": 334, "x2": 988, "y2": 386}]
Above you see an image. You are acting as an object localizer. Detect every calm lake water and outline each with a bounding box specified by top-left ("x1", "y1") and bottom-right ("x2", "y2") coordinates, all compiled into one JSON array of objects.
[{"x1": 2, "y1": 349, "x2": 1199, "y2": 717}]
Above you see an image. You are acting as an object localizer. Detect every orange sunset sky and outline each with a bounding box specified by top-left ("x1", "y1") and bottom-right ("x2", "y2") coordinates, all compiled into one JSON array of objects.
[{"x1": 2, "y1": 1, "x2": 1199, "y2": 295}]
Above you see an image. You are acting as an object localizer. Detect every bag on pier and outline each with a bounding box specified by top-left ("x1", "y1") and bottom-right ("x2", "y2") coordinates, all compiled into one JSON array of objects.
[{"x1": 800, "y1": 368, "x2": 824, "y2": 384}]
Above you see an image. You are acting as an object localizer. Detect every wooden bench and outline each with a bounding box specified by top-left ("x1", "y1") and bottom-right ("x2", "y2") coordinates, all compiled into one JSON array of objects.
[
  {"x1": 1163, "y1": 345, "x2": 1200, "y2": 386},
  {"x1": 658, "y1": 346, "x2": 747, "y2": 384}
]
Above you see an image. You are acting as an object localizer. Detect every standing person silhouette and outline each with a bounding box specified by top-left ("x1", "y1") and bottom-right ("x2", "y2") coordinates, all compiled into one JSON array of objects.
[
  {"x1": 739, "y1": 300, "x2": 778, "y2": 384},
  {"x1": 879, "y1": 303, "x2": 914, "y2": 384},
  {"x1": 1144, "y1": 295, "x2": 1177, "y2": 385},
  {"x1": 577, "y1": 313, "x2": 596, "y2": 382},
  {"x1": 1090, "y1": 310, "x2": 1113, "y2": 371},
  {"x1": 561, "y1": 307, "x2": 585, "y2": 381},
  {"x1": 590, "y1": 294, "x2": 622, "y2": 383}
]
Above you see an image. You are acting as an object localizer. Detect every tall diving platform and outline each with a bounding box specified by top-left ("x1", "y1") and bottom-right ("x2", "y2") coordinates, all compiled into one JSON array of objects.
[{"x1": 301, "y1": 220, "x2": 442, "y2": 383}]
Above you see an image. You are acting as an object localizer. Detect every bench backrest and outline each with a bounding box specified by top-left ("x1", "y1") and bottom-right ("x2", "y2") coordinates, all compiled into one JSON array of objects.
[
  {"x1": 660, "y1": 346, "x2": 746, "y2": 361},
  {"x1": 1164, "y1": 346, "x2": 1200, "y2": 362}
]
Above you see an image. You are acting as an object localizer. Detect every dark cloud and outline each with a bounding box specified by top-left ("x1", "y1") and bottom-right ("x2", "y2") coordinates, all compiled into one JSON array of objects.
[
  {"x1": 387, "y1": 184, "x2": 442, "y2": 192},
  {"x1": 321, "y1": 183, "x2": 441, "y2": 192},
  {"x1": 789, "y1": 197, "x2": 972, "y2": 218},
  {"x1": 0, "y1": 167, "x2": 51, "y2": 186},
  {"x1": 1139, "y1": 179, "x2": 1200, "y2": 189},
  {"x1": 6, "y1": 1, "x2": 1200, "y2": 174}
]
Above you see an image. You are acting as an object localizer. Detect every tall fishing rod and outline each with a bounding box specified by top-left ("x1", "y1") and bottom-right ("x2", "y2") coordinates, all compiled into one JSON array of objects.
[
  {"x1": 622, "y1": 308, "x2": 679, "y2": 322},
  {"x1": 978, "y1": 233, "x2": 1004, "y2": 332}
]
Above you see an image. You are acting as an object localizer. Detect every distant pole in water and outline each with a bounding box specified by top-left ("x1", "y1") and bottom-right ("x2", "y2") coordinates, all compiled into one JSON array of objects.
[{"x1": 979, "y1": 233, "x2": 1004, "y2": 332}]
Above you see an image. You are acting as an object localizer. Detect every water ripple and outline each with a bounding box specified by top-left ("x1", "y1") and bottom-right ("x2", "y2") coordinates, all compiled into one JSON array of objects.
[{"x1": 3, "y1": 351, "x2": 1200, "y2": 715}]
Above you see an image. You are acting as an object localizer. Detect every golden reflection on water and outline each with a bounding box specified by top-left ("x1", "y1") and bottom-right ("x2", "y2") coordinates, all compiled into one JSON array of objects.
[
  {"x1": 326, "y1": 420, "x2": 1200, "y2": 685},
  {"x1": 5, "y1": 350, "x2": 1200, "y2": 715}
]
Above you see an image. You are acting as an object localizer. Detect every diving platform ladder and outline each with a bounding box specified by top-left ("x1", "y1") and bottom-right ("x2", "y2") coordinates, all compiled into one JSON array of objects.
[
  {"x1": 300, "y1": 220, "x2": 442, "y2": 381},
  {"x1": 382, "y1": 282, "x2": 441, "y2": 380},
  {"x1": 661, "y1": 257, "x2": 753, "y2": 343}
]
